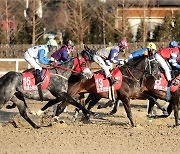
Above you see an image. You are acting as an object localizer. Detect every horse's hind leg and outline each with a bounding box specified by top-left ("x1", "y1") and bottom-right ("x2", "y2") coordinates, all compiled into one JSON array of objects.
[
  {"x1": 13, "y1": 97, "x2": 40, "y2": 129},
  {"x1": 6, "y1": 102, "x2": 16, "y2": 109},
  {"x1": 108, "y1": 100, "x2": 119, "y2": 115},
  {"x1": 147, "y1": 99, "x2": 156, "y2": 117}
]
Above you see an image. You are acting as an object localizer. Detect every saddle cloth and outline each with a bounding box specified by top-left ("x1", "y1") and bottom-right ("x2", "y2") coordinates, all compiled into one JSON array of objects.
[
  {"x1": 94, "y1": 67, "x2": 122, "y2": 93},
  {"x1": 154, "y1": 73, "x2": 180, "y2": 92},
  {"x1": 22, "y1": 68, "x2": 50, "y2": 91}
]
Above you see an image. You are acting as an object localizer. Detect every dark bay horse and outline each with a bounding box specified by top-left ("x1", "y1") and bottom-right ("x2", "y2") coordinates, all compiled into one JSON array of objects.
[
  {"x1": 55, "y1": 56, "x2": 179, "y2": 126},
  {"x1": 0, "y1": 58, "x2": 92, "y2": 128}
]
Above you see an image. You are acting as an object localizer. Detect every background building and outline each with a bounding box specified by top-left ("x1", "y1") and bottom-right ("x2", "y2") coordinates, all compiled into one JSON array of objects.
[{"x1": 116, "y1": 0, "x2": 180, "y2": 41}]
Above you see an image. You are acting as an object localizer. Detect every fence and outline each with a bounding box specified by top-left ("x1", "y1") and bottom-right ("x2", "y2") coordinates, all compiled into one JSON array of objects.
[
  {"x1": 0, "y1": 58, "x2": 30, "y2": 75},
  {"x1": 0, "y1": 42, "x2": 169, "y2": 75},
  {"x1": 0, "y1": 42, "x2": 168, "y2": 58}
]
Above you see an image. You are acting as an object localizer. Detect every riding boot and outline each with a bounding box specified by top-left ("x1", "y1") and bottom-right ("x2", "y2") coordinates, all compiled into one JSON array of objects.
[
  {"x1": 35, "y1": 69, "x2": 43, "y2": 85},
  {"x1": 166, "y1": 80, "x2": 171, "y2": 101},
  {"x1": 108, "y1": 76, "x2": 116, "y2": 86}
]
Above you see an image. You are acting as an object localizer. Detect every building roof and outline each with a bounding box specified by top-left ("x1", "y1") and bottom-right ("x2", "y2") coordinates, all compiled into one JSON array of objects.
[{"x1": 123, "y1": 0, "x2": 180, "y2": 6}]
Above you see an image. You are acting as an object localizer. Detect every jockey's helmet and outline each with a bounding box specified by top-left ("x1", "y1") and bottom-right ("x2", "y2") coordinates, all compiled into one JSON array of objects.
[
  {"x1": 168, "y1": 41, "x2": 178, "y2": 48},
  {"x1": 64, "y1": 40, "x2": 74, "y2": 53},
  {"x1": 118, "y1": 40, "x2": 128, "y2": 48},
  {"x1": 64, "y1": 40, "x2": 74, "y2": 47},
  {"x1": 47, "y1": 39, "x2": 58, "y2": 47},
  {"x1": 147, "y1": 42, "x2": 157, "y2": 50},
  {"x1": 47, "y1": 39, "x2": 58, "y2": 52}
]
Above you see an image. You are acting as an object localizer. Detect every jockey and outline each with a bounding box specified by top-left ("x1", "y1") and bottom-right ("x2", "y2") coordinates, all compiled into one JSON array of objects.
[
  {"x1": 155, "y1": 40, "x2": 180, "y2": 100},
  {"x1": 51, "y1": 39, "x2": 74, "y2": 63},
  {"x1": 24, "y1": 39, "x2": 58, "y2": 85},
  {"x1": 93, "y1": 40, "x2": 128, "y2": 85},
  {"x1": 125, "y1": 42, "x2": 157, "y2": 62}
]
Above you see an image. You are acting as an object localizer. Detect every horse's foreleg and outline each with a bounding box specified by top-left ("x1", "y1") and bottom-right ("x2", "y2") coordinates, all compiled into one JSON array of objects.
[
  {"x1": 122, "y1": 98, "x2": 135, "y2": 127},
  {"x1": 55, "y1": 101, "x2": 69, "y2": 116},
  {"x1": 172, "y1": 91, "x2": 179, "y2": 126},
  {"x1": 62, "y1": 92, "x2": 91, "y2": 119},
  {"x1": 32, "y1": 99, "x2": 59, "y2": 116},
  {"x1": 174, "y1": 102, "x2": 179, "y2": 126}
]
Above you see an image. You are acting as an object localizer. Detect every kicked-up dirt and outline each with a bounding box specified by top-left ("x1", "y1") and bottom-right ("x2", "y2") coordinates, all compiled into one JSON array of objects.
[{"x1": 0, "y1": 99, "x2": 179, "y2": 154}]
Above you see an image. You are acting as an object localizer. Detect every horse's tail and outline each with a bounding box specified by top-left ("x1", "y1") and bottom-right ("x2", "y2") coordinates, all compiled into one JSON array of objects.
[{"x1": 0, "y1": 71, "x2": 21, "y2": 108}]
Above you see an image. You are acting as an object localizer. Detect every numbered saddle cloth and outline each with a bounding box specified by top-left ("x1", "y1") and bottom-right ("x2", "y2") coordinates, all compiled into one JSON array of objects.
[
  {"x1": 93, "y1": 67, "x2": 122, "y2": 93},
  {"x1": 22, "y1": 68, "x2": 50, "y2": 91}
]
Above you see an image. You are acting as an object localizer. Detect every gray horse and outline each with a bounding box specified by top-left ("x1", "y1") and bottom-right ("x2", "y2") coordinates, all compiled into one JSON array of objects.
[{"x1": 0, "y1": 58, "x2": 91, "y2": 128}]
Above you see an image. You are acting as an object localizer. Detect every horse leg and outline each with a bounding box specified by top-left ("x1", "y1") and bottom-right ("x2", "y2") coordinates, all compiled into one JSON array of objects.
[
  {"x1": 55, "y1": 101, "x2": 68, "y2": 116},
  {"x1": 6, "y1": 102, "x2": 16, "y2": 109},
  {"x1": 13, "y1": 97, "x2": 40, "y2": 129},
  {"x1": 97, "y1": 100, "x2": 113, "y2": 109},
  {"x1": 172, "y1": 91, "x2": 179, "y2": 126},
  {"x1": 108, "y1": 100, "x2": 119, "y2": 115},
  {"x1": 87, "y1": 96, "x2": 101, "y2": 111},
  {"x1": 121, "y1": 98, "x2": 135, "y2": 127},
  {"x1": 61, "y1": 92, "x2": 91, "y2": 119},
  {"x1": 147, "y1": 99, "x2": 156, "y2": 117},
  {"x1": 174, "y1": 102, "x2": 179, "y2": 126},
  {"x1": 31, "y1": 99, "x2": 59, "y2": 116}
]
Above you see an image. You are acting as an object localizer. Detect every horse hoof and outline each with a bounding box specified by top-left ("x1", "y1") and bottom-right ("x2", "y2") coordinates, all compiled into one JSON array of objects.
[
  {"x1": 6, "y1": 105, "x2": 16, "y2": 109},
  {"x1": 81, "y1": 116, "x2": 90, "y2": 123},
  {"x1": 97, "y1": 105, "x2": 102, "y2": 109},
  {"x1": 162, "y1": 110, "x2": 169, "y2": 116},
  {"x1": 34, "y1": 125, "x2": 40, "y2": 129}
]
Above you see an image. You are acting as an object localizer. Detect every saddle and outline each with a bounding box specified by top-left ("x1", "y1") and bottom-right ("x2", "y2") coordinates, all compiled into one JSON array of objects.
[
  {"x1": 93, "y1": 67, "x2": 122, "y2": 93},
  {"x1": 22, "y1": 68, "x2": 50, "y2": 91},
  {"x1": 154, "y1": 72, "x2": 180, "y2": 93}
]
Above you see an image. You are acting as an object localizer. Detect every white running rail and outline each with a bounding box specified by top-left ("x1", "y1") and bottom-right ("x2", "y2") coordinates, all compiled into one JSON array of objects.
[{"x1": 0, "y1": 58, "x2": 30, "y2": 75}]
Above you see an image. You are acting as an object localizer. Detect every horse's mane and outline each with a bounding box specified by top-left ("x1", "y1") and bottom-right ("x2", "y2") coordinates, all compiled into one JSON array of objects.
[{"x1": 125, "y1": 56, "x2": 146, "y2": 68}]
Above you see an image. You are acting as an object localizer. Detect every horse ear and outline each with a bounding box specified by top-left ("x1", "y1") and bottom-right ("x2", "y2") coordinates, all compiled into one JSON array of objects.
[{"x1": 84, "y1": 44, "x2": 90, "y2": 50}]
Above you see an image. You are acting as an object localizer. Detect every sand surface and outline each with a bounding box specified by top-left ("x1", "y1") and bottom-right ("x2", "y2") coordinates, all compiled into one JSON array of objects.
[{"x1": 0, "y1": 99, "x2": 179, "y2": 154}]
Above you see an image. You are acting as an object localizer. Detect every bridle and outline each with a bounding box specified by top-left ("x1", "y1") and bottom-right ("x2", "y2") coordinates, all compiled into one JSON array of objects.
[{"x1": 123, "y1": 57, "x2": 159, "y2": 82}]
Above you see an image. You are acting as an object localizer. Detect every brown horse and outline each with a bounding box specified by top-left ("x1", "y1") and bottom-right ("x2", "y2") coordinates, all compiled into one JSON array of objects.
[
  {"x1": 37, "y1": 56, "x2": 177, "y2": 127},
  {"x1": 62, "y1": 56, "x2": 179, "y2": 126}
]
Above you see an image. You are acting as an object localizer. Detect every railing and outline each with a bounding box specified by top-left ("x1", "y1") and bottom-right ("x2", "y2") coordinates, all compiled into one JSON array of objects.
[
  {"x1": 0, "y1": 42, "x2": 168, "y2": 58},
  {"x1": 0, "y1": 58, "x2": 30, "y2": 75}
]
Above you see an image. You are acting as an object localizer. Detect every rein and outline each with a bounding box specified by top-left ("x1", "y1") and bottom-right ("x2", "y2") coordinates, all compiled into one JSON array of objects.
[
  {"x1": 52, "y1": 63, "x2": 79, "y2": 73},
  {"x1": 125, "y1": 67, "x2": 140, "y2": 82}
]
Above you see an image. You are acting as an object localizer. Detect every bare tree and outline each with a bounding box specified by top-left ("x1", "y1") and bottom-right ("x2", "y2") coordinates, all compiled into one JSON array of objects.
[
  {"x1": 66, "y1": 0, "x2": 90, "y2": 45},
  {"x1": 0, "y1": 0, "x2": 19, "y2": 44}
]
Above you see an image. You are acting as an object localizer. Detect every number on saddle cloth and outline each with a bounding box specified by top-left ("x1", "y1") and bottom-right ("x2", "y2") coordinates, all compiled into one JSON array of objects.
[
  {"x1": 94, "y1": 68, "x2": 122, "y2": 93},
  {"x1": 22, "y1": 68, "x2": 50, "y2": 91}
]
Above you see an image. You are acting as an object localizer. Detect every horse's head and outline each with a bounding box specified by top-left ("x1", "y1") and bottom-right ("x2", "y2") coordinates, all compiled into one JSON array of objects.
[
  {"x1": 80, "y1": 47, "x2": 94, "y2": 62},
  {"x1": 121, "y1": 56, "x2": 160, "y2": 80},
  {"x1": 145, "y1": 57, "x2": 161, "y2": 79}
]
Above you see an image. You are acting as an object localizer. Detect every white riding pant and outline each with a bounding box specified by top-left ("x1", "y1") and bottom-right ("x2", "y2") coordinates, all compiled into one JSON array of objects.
[
  {"x1": 24, "y1": 52, "x2": 42, "y2": 71},
  {"x1": 93, "y1": 54, "x2": 112, "y2": 77},
  {"x1": 155, "y1": 53, "x2": 172, "y2": 81}
]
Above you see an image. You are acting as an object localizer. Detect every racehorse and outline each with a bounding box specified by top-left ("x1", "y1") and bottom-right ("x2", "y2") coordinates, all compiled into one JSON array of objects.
[
  {"x1": 54, "y1": 55, "x2": 179, "y2": 127},
  {"x1": 0, "y1": 56, "x2": 92, "y2": 129}
]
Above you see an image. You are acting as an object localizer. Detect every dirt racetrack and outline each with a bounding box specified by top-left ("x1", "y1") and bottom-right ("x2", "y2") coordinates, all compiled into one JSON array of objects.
[{"x1": 0, "y1": 99, "x2": 179, "y2": 154}]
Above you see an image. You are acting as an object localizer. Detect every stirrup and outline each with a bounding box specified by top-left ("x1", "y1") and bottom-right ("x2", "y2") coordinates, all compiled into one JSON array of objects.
[{"x1": 108, "y1": 76, "x2": 116, "y2": 86}]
